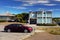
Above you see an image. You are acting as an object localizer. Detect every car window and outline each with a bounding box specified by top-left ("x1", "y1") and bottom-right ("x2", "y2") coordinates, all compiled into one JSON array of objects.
[
  {"x1": 13, "y1": 24, "x2": 17, "y2": 27},
  {"x1": 7, "y1": 24, "x2": 13, "y2": 26},
  {"x1": 7, "y1": 24, "x2": 23, "y2": 27},
  {"x1": 19, "y1": 24, "x2": 22, "y2": 27},
  {"x1": 19, "y1": 25, "x2": 22, "y2": 27},
  {"x1": 8, "y1": 24, "x2": 16, "y2": 27}
]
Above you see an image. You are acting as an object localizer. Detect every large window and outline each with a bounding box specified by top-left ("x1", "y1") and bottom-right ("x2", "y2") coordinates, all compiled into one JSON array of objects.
[
  {"x1": 47, "y1": 13, "x2": 52, "y2": 17},
  {"x1": 43, "y1": 17, "x2": 46, "y2": 23},
  {"x1": 46, "y1": 11, "x2": 52, "y2": 17},
  {"x1": 47, "y1": 18, "x2": 52, "y2": 23},
  {"x1": 37, "y1": 13, "x2": 42, "y2": 17},
  {"x1": 30, "y1": 13, "x2": 36, "y2": 18},
  {"x1": 44, "y1": 12, "x2": 46, "y2": 17},
  {"x1": 37, "y1": 17, "x2": 42, "y2": 24}
]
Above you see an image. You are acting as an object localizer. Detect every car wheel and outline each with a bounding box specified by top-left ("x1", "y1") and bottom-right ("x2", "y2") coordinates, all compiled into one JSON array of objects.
[
  {"x1": 7, "y1": 29, "x2": 11, "y2": 32},
  {"x1": 24, "y1": 29, "x2": 28, "y2": 33}
]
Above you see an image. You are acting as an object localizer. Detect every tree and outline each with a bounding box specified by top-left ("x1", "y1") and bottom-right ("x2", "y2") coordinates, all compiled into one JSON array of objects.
[
  {"x1": 22, "y1": 13, "x2": 29, "y2": 20},
  {"x1": 15, "y1": 13, "x2": 29, "y2": 23}
]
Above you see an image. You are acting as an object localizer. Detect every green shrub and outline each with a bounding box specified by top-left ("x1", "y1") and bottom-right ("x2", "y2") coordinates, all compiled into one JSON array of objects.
[
  {"x1": 36, "y1": 27, "x2": 60, "y2": 35},
  {"x1": 37, "y1": 24, "x2": 56, "y2": 26},
  {"x1": 0, "y1": 20, "x2": 6, "y2": 22},
  {"x1": 45, "y1": 28, "x2": 60, "y2": 35},
  {"x1": 20, "y1": 20, "x2": 27, "y2": 23}
]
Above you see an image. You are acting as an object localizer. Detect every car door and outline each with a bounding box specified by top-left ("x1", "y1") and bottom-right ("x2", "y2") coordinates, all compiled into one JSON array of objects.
[
  {"x1": 12, "y1": 24, "x2": 18, "y2": 31},
  {"x1": 17, "y1": 24, "x2": 24, "y2": 32}
]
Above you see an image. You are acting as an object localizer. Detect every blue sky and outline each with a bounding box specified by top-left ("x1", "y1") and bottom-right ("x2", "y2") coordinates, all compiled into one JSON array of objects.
[{"x1": 0, "y1": 0, "x2": 60, "y2": 17}]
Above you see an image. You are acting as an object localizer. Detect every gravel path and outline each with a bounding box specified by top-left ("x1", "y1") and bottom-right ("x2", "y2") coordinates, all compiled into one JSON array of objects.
[{"x1": 25, "y1": 32, "x2": 60, "y2": 40}]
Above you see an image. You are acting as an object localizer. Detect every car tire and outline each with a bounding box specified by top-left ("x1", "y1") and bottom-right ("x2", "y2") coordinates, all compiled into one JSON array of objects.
[
  {"x1": 6, "y1": 29, "x2": 11, "y2": 32},
  {"x1": 24, "y1": 29, "x2": 28, "y2": 33}
]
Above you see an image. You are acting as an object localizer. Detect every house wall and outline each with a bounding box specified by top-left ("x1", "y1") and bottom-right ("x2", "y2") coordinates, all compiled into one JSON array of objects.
[
  {"x1": 37, "y1": 11, "x2": 52, "y2": 24},
  {"x1": 0, "y1": 16, "x2": 14, "y2": 21},
  {"x1": 29, "y1": 11, "x2": 52, "y2": 24},
  {"x1": 29, "y1": 12, "x2": 37, "y2": 19},
  {"x1": 29, "y1": 12, "x2": 37, "y2": 24}
]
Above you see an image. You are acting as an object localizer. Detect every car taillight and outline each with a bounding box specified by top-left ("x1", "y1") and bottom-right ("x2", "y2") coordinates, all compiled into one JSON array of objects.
[{"x1": 28, "y1": 27, "x2": 32, "y2": 30}]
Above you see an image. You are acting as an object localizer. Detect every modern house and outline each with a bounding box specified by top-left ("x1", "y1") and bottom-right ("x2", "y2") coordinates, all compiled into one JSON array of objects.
[
  {"x1": 29, "y1": 11, "x2": 52, "y2": 24},
  {"x1": 0, "y1": 12, "x2": 15, "y2": 21}
]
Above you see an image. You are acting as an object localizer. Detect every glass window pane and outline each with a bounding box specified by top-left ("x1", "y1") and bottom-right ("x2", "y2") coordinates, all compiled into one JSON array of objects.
[{"x1": 37, "y1": 18, "x2": 42, "y2": 23}]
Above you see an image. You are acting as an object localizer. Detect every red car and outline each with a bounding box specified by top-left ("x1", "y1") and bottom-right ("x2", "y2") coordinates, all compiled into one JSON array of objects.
[{"x1": 4, "y1": 24, "x2": 33, "y2": 33}]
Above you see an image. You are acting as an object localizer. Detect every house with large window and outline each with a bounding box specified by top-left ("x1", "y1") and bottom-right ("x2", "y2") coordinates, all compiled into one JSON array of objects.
[
  {"x1": 0, "y1": 12, "x2": 15, "y2": 21},
  {"x1": 29, "y1": 11, "x2": 52, "y2": 24}
]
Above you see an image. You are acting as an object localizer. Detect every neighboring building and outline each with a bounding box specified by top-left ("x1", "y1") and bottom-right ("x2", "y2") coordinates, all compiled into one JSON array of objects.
[
  {"x1": 29, "y1": 11, "x2": 52, "y2": 24},
  {"x1": 53, "y1": 17, "x2": 60, "y2": 25},
  {"x1": 0, "y1": 12, "x2": 15, "y2": 21}
]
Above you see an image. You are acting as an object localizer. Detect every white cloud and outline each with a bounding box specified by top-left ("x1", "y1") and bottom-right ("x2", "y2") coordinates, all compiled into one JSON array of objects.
[
  {"x1": 43, "y1": 4, "x2": 56, "y2": 6},
  {"x1": 15, "y1": 7, "x2": 27, "y2": 9},
  {"x1": 46, "y1": 9, "x2": 60, "y2": 11},
  {"x1": 38, "y1": 8, "x2": 45, "y2": 11},
  {"x1": 14, "y1": 0, "x2": 49, "y2": 4},
  {"x1": 22, "y1": 4, "x2": 34, "y2": 6},
  {"x1": 54, "y1": 9, "x2": 60, "y2": 10},
  {"x1": 29, "y1": 10, "x2": 32, "y2": 11},
  {"x1": 54, "y1": 0, "x2": 60, "y2": 1},
  {"x1": 47, "y1": 9, "x2": 53, "y2": 11},
  {"x1": 6, "y1": 6, "x2": 27, "y2": 9}
]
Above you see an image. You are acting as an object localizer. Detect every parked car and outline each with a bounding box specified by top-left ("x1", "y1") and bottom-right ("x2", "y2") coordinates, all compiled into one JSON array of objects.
[
  {"x1": 4, "y1": 24, "x2": 33, "y2": 33},
  {"x1": 8, "y1": 20, "x2": 20, "y2": 22}
]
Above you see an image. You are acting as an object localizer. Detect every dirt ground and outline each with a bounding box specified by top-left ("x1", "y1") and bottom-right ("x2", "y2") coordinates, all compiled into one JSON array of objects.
[{"x1": 24, "y1": 32, "x2": 60, "y2": 40}]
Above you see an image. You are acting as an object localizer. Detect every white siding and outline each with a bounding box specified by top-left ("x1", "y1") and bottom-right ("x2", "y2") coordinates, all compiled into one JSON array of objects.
[
  {"x1": 37, "y1": 13, "x2": 42, "y2": 17},
  {"x1": 37, "y1": 17, "x2": 42, "y2": 24}
]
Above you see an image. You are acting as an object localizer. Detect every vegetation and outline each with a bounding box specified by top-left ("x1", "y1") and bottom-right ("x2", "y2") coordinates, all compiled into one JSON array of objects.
[
  {"x1": 37, "y1": 27, "x2": 60, "y2": 35},
  {"x1": 0, "y1": 20, "x2": 6, "y2": 22},
  {"x1": 37, "y1": 24, "x2": 57, "y2": 26},
  {"x1": 15, "y1": 13, "x2": 29, "y2": 23},
  {"x1": 46, "y1": 28, "x2": 60, "y2": 35},
  {"x1": 53, "y1": 18, "x2": 60, "y2": 22}
]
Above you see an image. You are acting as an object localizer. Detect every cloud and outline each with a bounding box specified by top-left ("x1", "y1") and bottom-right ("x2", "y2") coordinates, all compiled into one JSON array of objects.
[
  {"x1": 38, "y1": 8, "x2": 45, "y2": 11},
  {"x1": 5, "y1": 6, "x2": 27, "y2": 9},
  {"x1": 14, "y1": 0, "x2": 49, "y2": 4},
  {"x1": 38, "y1": 8, "x2": 53, "y2": 11},
  {"x1": 54, "y1": 0, "x2": 60, "y2": 1},
  {"x1": 46, "y1": 9, "x2": 60, "y2": 11},
  {"x1": 22, "y1": 4, "x2": 34, "y2": 6},
  {"x1": 38, "y1": 8, "x2": 60, "y2": 11},
  {"x1": 47, "y1": 9, "x2": 53, "y2": 11},
  {"x1": 54, "y1": 9, "x2": 60, "y2": 10},
  {"x1": 43, "y1": 4, "x2": 56, "y2": 6},
  {"x1": 14, "y1": 0, "x2": 58, "y2": 6}
]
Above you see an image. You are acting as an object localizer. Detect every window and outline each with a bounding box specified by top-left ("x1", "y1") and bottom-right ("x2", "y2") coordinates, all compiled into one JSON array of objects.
[
  {"x1": 37, "y1": 13, "x2": 42, "y2": 17},
  {"x1": 44, "y1": 17, "x2": 46, "y2": 23},
  {"x1": 37, "y1": 17, "x2": 42, "y2": 23},
  {"x1": 47, "y1": 18, "x2": 52, "y2": 23},
  {"x1": 44, "y1": 12, "x2": 46, "y2": 17}
]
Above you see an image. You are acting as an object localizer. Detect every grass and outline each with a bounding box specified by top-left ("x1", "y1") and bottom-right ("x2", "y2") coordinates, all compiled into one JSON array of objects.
[{"x1": 36, "y1": 27, "x2": 60, "y2": 35}]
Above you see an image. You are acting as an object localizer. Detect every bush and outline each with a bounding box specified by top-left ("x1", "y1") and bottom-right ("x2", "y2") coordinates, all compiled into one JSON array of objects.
[
  {"x1": 0, "y1": 20, "x2": 6, "y2": 22},
  {"x1": 20, "y1": 20, "x2": 27, "y2": 23},
  {"x1": 47, "y1": 28, "x2": 60, "y2": 35},
  {"x1": 36, "y1": 27, "x2": 60, "y2": 35},
  {"x1": 37, "y1": 24, "x2": 56, "y2": 26}
]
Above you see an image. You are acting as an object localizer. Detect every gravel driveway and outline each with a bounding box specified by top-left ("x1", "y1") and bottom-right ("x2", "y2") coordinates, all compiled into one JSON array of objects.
[
  {"x1": 25, "y1": 32, "x2": 60, "y2": 40},
  {"x1": 0, "y1": 25, "x2": 32, "y2": 40}
]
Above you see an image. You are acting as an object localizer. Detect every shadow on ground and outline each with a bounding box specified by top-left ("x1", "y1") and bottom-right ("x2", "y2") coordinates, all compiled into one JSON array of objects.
[{"x1": 0, "y1": 31, "x2": 31, "y2": 33}]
